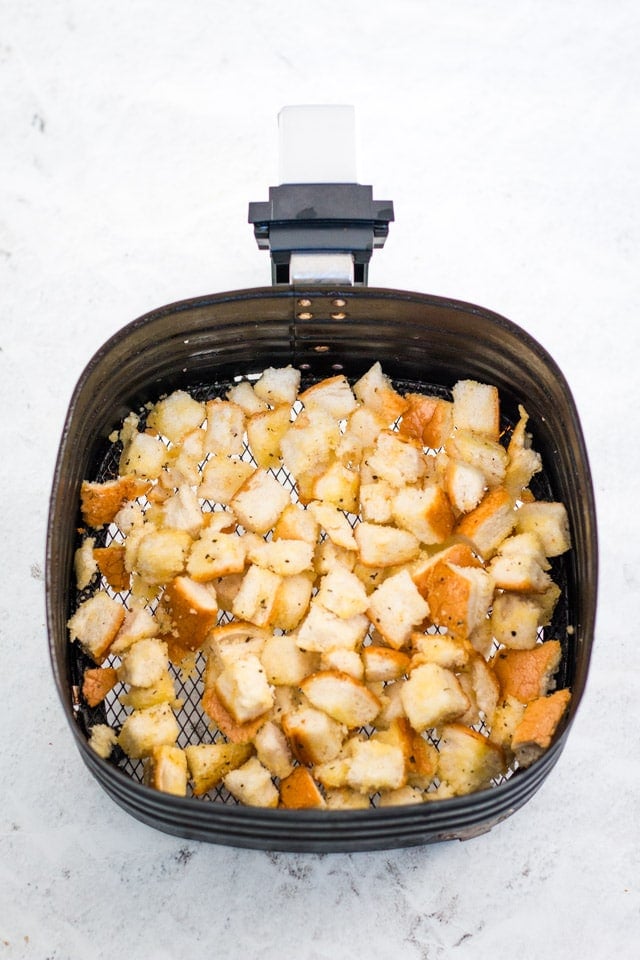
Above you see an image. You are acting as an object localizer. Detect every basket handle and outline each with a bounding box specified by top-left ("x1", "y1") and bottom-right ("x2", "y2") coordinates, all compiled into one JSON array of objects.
[{"x1": 248, "y1": 106, "x2": 394, "y2": 286}]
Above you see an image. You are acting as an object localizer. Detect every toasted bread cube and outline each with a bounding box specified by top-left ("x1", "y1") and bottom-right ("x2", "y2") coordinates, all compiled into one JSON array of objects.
[
  {"x1": 299, "y1": 374, "x2": 357, "y2": 418},
  {"x1": 261, "y1": 632, "x2": 319, "y2": 686},
  {"x1": 145, "y1": 744, "x2": 188, "y2": 796},
  {"x1": 345, "y1": 739, "x2": 406, "y2": 794},
  {"x1": 454, "y1": 487, "x2": 516, "y2": 558},
  {"x1": 282, "y1": 706, "x2": 347, "y2": 765},
  {"x1": 158, "y1": 485, "x2": 204, "y2": 538},
  {"x1": 93, "y1": 544, "x2": 129, "y2": 592},
  {"x1": 118, "y1": 702, "x2": 179, "y2": 759},
  {"x1": 308, "y1": 500, "x2": 357, "y2": 550},
  {"x1": 313, "y1": 754, "x2": 352, "y2": 789},
  {"x1": 365, "y1": 431, "x2": 429, "y2": 488},
  {"x1": 147, "y1": 391, "x2": 205, "y2": 444},
  {"x1": 185, "y1": 741, "x2": 254, "y2": 796},
  {"x1": 208, "y1": 622, "x2": 270, "y2": 673},
  {"x1": 452, "y1": 379, "x2": 500, "y2": 441},
  {"x1": 119, "y1": 431, "x2": 168, "y2": 479},
  {"x1": 320, "y1": 648, "x2": 365, "y2": 680},
  {"x1": 493, "y1": 640, "x2": 562, "y2": 704},
  {"x1": 316, "y1": 567, "x2": 370, "y2": 619},
  {"x1": 198, "y1": 455, "x2": 255, "y2": 504},
  {"x1": 339, "y1": 405, "x2": 387, "y2": 462},
  {"x1": 313, "y1": 539, "x2": 357, "y2": 576},
  {"x1": 409, "y1": 633, "x2": 471, "y2": 670},
  {"x1": 300, "y1": 670, "x2": 381, "y2": 728},
  {"x1": 230, "y1": 469, "x2": 291, "y2": 535},
  {"x1": 273, "y1": 502, "x2": 320, "y2": 545},
  {"x1": 246, "y1": 537, "x2": 314, "y2": 576},
  {"x1": 119, "y1": 671, "x2": 177, "y2": 710},
  {"x1": 360, "y1": 479, "x2": 395, "y2": 524},
  {"x1": 511, "y1": 688, "x2": 572, "y2": 767},
  {"x1": 457, "y1": 653, "x2": 500, "y2": 724},
  {"x1": 253, "y1": 721, "x2": 295, "y2": 779},
  {"x1": 353, "y1": 362, "x2": 408, "y2": 423},
  {"x1": 379, "y1": 786, "x2": 425, "y2": 807},
  {"x1": 231, "y1": 565, "x2": 283, "y2": 627},
  {"x1": 246, "y1": 403, "x2": 291, "y2": 469},
  {"x1": 253, "y1": 365, "x2": 301, "y2": 406},
  {"x1": 504, "y1": 405, "x2": 542, "y2": 497},
  {"x1": 187, "y1": 528, "x2": 246, "y2": 582},
  {"x1": 489, "y1": 553, "x2": 551, "y2": 594},
  {"x1": 436, "y1": 723, "x2": 505, "y2": 795},
  {"x1": 80, "y1": 476, "x2": 152, "y2": 528},
  {"x1": 324, "y1": 787, "x2": 370, "y2": 810},
  {"x1": 214, "y1": 653, "x2": 275, "y2": 724},
  {"x1": 362, "y1": 645, "x2": 410, "y2": 682},
  {"x1": 399, "y1": 393, "x2": 453, "y2": 449},
  {"x1": 445, "y1": 430, "x2": 508, "y2": 489},
  {"x1": 226, "y1": 379, "x2": 268, "y2": 416},
  {"x1": 296, "y1": 602, "x2": 369, "y2": 654},
  {"x1": 133, "y1": 527, "x2": 191, "y2": 585},
  {"x1": 418, "y1": 561, "x2": 494, "y2": 640},
  {"x1": 82, "y1": 667, "x2": 119, "y2": 707},
  {"x1": 168, "y1": 427, "x2": 205, "y2": 485},
  {"x1": 311, "y1": 459, "x2": 360, "y2": 513},
  {"x1": 67, "y1": 591, "x2": 126, "y2": 663},
  {"x1": 270, "y1": 573, "x2": 314, "y2": 631},
  {"x1": 400, "y1": 662, "x2": 470, "y2": 732},
  {"x1": 515, "y1": 501, "x2": 571, "y2": 557},
  {"x1": 118, "y1": 638, "x2": 168, "y2": 688},
  {"x1": 366, "y1": 569, "x2": 430, "y2": 650},
  {"x1": 445, "y1": 458, "x2": 486, "y2": 514},
  {"x1": 74, "y1": 536, "x2": 98, "y2": 589},
  {"x1": 160, "y1": 576, "x2": 218, "y2": 651},
  {"x1": 223, "y1": 757, "x2": 279, "y2": 808},
  {"x1": 354, "y1": 521, "x2": 420, "y2": 568},
  {"x1": 374, "y1": 679, "x2": 407, "y2": 729},
  {"x1": 489, "y1": 695, "x2": 527, "y2": 754},
  {"x1": 109, "y1": 603, "x2": 159, "y2": 656},
  {"x1": 280, "y1": 408, "x2": 340, "y2": 478},
  {"x1": 203, "y1": 399, "x2": 245, "y2": 456},
  {"x1": 201, "y1": 686, "x2": 269, "y2": 744},
  {"x1": 391, "y1": 484, "x2": 455, "y2": 544},
  {"x1": 280, "y1": 767, "x2": 327, "y2": 809},
  {"x1": 374, "y1": 717, "x2": 438, "y2": 789}
]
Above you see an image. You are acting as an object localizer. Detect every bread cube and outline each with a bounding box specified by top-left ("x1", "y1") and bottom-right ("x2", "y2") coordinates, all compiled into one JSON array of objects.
[
  {"x1": 436, "y1": 723, "x2": 505, "y2": 795},
  {"x1": 391, "y1": 484, "x2": 455, "y2": 544},
  {"x1": 203, "y1": 399, "x2": 245, "y2": 456},
  {"x1": 324, "y1": 787, "x2": 370, "y2": 810},
  {"x1": 146, "y1": 390, "x2": 205, "y2": 444},
  {"x1": 144, "y1": 744, "x2": 188, "y2": 796},
  {"x1": 88, "y1": 724, "x2": 118, "y2": 759},
  {"x1": 493, "y1": 640, "x2": 562, "y2": 704},
  {"x1": 374, "y1": 717, "x2": 438, "y2": 789},
  {"x1": 417, "y1": 560, "x2": 494, "y2": 640},
  {"x1": 273, "y1": 502, "x2": 320, "y2": 545},
  {"x1": 366, "y1": 569, "x2": 430, "y2": 650},
  {"x1": 311, "y1": 459, "x2": 360, "y2": 513},
  {"x1": 74, "y1": 536, "x2": 98, "y2": 589},
  {"x1": 299, "y1": 374, "x2": 357, "y2": 419},
  {"x1": 339, "y1": 405, "x2": 387, "y2": 462},
  {"x1": 118, "y1": 702, "x2": 180, "y2": 759},
  {"x1": 253, "y1": 365, "x2": 301, "y2": 406},
  {"x1": 400, "y1": 662, "x2": 470, "y2": 732},
  {"x1": 354, "y1": 521, "x2": 420, "y2": 568},
  {"x1": 160, "y1": 576, "x2": 219, "y2": 651},
  {"x1": 119, "y1": 431, "x2": 168, "y2": 479},
  {"x1": 300, "y1": 670, "x2": 381, "y2": 728},
  {"x1": 353, "y1": 362, "x2": 408, "y2": 423},
  {"x1": 158, "y1": 485, "x2": 204, "y2": 538},
  {"x1": 82, "y1": 667, "x2": 119, "y2": 707},
  {"x1": 223, "y1": 757, "x2": 279, "y2": 808},
  {"x1": 198, "y1": 454, "x2": 255, "y2": 504},
  {"x1": 214, "y1": 653, "x2": 275, "y2": 724},
  {"x1": 452, "y1": 379, "x2": 500, "y2": 441},
  {"x1": 379, "y1": 786, "x2": 425, "y2": 807},
  {"x1": 488, "y1": 695, "x2": 527, "y2": 755},
  {"x1": 282, "y1": 706, "x2": 347, "y2": 765},
  {"x1": 445, "y1": 430, "x2": 508, "y2": 489},
  {"x1": 308, "y1": 500, "x2": 358, "y2": 550},
  {"x1": 320, "y1": 648, "x2": 364, "y2": 680},
  {"x1": 511, "y1": 688, "x2": 572, "y2": 767},
  {"x1": 67, "y1": 591, "x2": 126, "y2": 663},
  {"x1": 345, "y1": 739, "x2": 406, "y2": 794},
  {"x1": 231, "y1": 565, "x2": 283, "y2": 627},
  {"x1": 133, "y1": 527, "x2": 191, "y2": 585},
  {"x1": 169, "y1": 427, "x2": 205, "y2": 485},
  {"x1": 316, "y1": 567, "x2": 370, "y2": 619},
  {"x1": 399, "y1": 393, "x2": 453, "y2": 449},
  {"x1": 409, "y1": 633, "x2": 471, "y2": 671},
  {"x1": 226, "y1": 379, "x2": 268, "y2": 416},
  {"x1": 118, "y1": 638, "x2": 168, "y2": 688},
  {"x1": 201, "y1": 686, "x2": 269, "y2": 744},
  {"x1": 515, "y1": 501, "x2": 572, "y2": 557},
  {"x1": 246, "y1": 403, "x2": 291, "y2": 469},
  {"x1": 261, "y1": 632, "x2": 319, "y2": 686},
  {"x1": 93, "y1": 544, "x2": 129, "y2": 592},
  {"x1": 445, "y1": 458, "x2": 486, "y2": 514},
  {"x1": 253, "y1": 721, "x2": 295, "y2": 780},
  {"x1": 489, "y1": 553, "x2": 551, "y2": 594},
  {"x1": 504, "y1": 405, "x2": 542, "y2": 497},
  {"x1": 245, "y1": 537, "x2": 314, "y2": 576},
  {"x1": 365, "y1": 431, "x2": 429, "y2": 487},
  {"x1": 270, "y1": 573, "x2": 314, "y2": 631},
  {"x1": 80, "y1": 476, "x2": 152, "y2": 528},
  {"x1": 457, "y1": 653, "x2": 500, "y2": 724},
  {"x1": 280, "y1": 409, "x2": 340, "y2": 477},
  {"x1": 360, "y1": 479, "x2": 395, "y2": 524},
  {"x1": 361, "y1": 645, "x2": 410, "y2": 682},
  {"x1": 230, "y1": 468, "x2": 291, "y2": 534},
  {"x1": 313, "y1": 539, "x2": 357, "y2": 576},
  {"x1": 187, "y1": 528, "x2": 246, "y2": 582},
  {"x1": 110, "y1": 603, "x2": 159, "y2": 655},
  {"x1": 279, "y1": 767, "x2": 327, "y2": 809},
  {"x1": 118, "y1": 671, "x2": 177, "y2": 710},
  {"x1": 185, "y1": 741, "x2": 254, "y2": 796},
  {"x1": 296, "y1": 602, "x2": 369, "y2": 654},
  {"x1": 454, "y1": 487, "x2": 516, "y2": 558}
]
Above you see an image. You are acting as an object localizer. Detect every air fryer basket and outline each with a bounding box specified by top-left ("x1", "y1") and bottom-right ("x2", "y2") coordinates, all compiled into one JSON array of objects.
[{"x1": 47, "y1": 284, "x2": 597, "y2": 852}]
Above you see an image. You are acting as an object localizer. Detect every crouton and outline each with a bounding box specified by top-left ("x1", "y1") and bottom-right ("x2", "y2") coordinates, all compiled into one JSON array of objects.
[
  {"x1": 201, "y1": 686, "x2": 268, "y2": 744},
  {"x1": 400, "y1": 662, "x2": 470, "y2": 732},
  {"x1": 324, "y1": 788, "x2": 370, "y2": 810},
  {"x1": 444, "y1": 458, "x2": 486, "y2": 514},
  {"x1": 345, "y1": 738, "x2": 406, "y2": 794},
  {"x1": 445, "y1": 430, "x2": 508, "y2": 489},
  {"x1": 133, "y1": 527, "x2": 191, "y2": 585},
  {"x1": 118, "y1": 638, "x2": 168, "y2": 688},
  {"x1": 282, "y1": 706, "x2": 347, "y2": 765},
  {"x1": 454, "y1": 487, "x2": 516, "y2": 558},
  {"x1": 231, "y1": 565, "x2": 283, "y2": 627},
  {"x1": 300, "y1": 670, "x2": 381, "y2": 728},
  {"x1": 203, "y1": 399, "x2": 245, "y2": 456},
  {"x1": 504, "y1": 405, "x2": 542, "y2": 497},
  {"x1": 198, "y1": 454, "x2": 255, "y2": 504},
  {"x1": 354, "y1": 521, "x2": 420, "y2": 568},
  {"x1": 311, "y1": 459, "x2": 360, "y2": 513},
  {"x1": 295, "y1": 602, "x2": 369, "y2": 654},
  {"x1": 452, "y1": 379, "x2": 500, "y2": 441},
  {"x1": 409, "y1": 633, "x2": 472, "y2": 671},
  {"x1": 93, "y1": 544, "x2": 129, "y2": 592},
  {"x1": 316, "y1": 567, "x2": 370, "y2": 619},
  {"x1": 492, "y1": 639, "x2": 562, "y2": 703},
  {"x1": 158, "y1": 485, "x2": 204, "y2": 538},
  {"x1": 185, "y1": 741, "x2": 254, "y2": 796},
  {"x1": 223, "y1": 757, "x2": 279, "y2": 808},
  {"x1": 420, "y1": 561, "x2": 494, "y2": 640},
  {"x1": 359, "y1": 479, "x2": 395, "y2": 524},
  {"x1": 273, "y1": 502, "x2": 320, "y2": 544},
  {"x1": 119, "y1": 431, "x2": 168, "y2": 479},
  {"x1": 261, "y1": 632, "x2": 319, "y2": 686},
  {"x1": 366, "y1": 569, "x2": 430, "y2": 650},
  {"x1": 399, "y1": 393, "x2": 453, "y2": 449},
  {"x1": 437, "y1": 723, "x2": 506, "y2": 795},
  {"x1": 230, "y1": 469, "x2": 291, "y2": 535},
  {"x1": 82, "y1": 666, "x2": 118, "y2": 707},
  {"x1": 144, "y1": 744, "x2": 188, "y2": 796},
  {"x1": 118, "y1": 702, "x2": 180, "y2": 759},
  {"x1": 146, "y1": 390, "x2": 205, "y2": 444},
  {"x1": 362, "y1": 645, "x2": 410, "y2": 683},
  {"x1": 214, "y1": 653, "x2": 275, "y2": 724},
  {"x1": 280, "y1": 767, "x2": 327, "y2": 809},
  {"x1": 365, "y1": 431, "x2": 429, "y2": 488},
  {"x1": 253, "y1": 721, "x2": 295, "y2": 780},
  {"x1": 246, "y1": 537, "x2": 314, "y2": 576},
  {"x1": 74, "y1": 536, "x2": 98, "y2": 589},
  {"x1": 118, "y1": 671, "x2": 177, "y2": 710},
  {"x1": 511, "y1": 688, "x2": 572, "y2": 767},
  {"x1": 253, "y1": 365, "x2": 301, "y2": 406},
  {"x1": 109, "y1": 603, "x2": 159, "y2": 656},
  {"x1": 88, "y1": 724, "x2": 118, "y2": 759},
  {"x1": 353, "y1": 362, "x2": 408, "y2": 423},
  {"x1": 270, "y1": 573, "x2": 314, "y2": 631},
  {"x1": 80, "y1": 476, "x2": 152, "y2": 528},
  {"x1": 391, "y1": 483, "x2": 455, "y2": 544},
  {"x1": 299, "y1": 374, "x2": 358, "y2": 419},
  {"x1": 515, "y1": 501, "x2": 572, "y2": 557},
  {"x1": 246, "y1": 403, "x2": 291, "y2": 469},
  {"x1": 320, "y1": 648, "x2": 365, "y2": 680},
  {"x1": 67, "y1": 591, "x2": 125, "y2": 663},
  {"x1": 187, "y1": 527, "x2": 246, "y2": 582},
  {"x1": 226, "y1": 379, "x2": 268, "y2": 416},
  {"x1": 280, "y1": 408, "x2": 340, "y2": 478},
  {"x1": 160, "y1": 576, "x2": 218, "y2": 651}
]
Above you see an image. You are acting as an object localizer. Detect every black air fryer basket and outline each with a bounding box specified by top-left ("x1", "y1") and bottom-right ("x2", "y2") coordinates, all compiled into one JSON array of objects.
[{"x1": 47, "y1": 111, "x2": 597, "y2": 852}]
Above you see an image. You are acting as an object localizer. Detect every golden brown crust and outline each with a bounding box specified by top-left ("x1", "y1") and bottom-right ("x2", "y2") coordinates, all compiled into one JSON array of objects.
[
  {"x1": 201, "y1": 687, "x2": 269, "y2": 744},
  {"x1": 493, "y1": 640, "x2": 562, "y2": 704},
  {"x1": 93, "y1": 544, "x2": 130, "y2": 592},
  {"x1": 279, "y1": 766, "x2": 326, "y2": 809},
  {"x1": 82, "y1": 666, "x2": 119, "y2": 707},
  {"x1": 160, "y1": 576, "x2": 218, "y2": 652},
  {"x1": 80, "y1": 477, "x2": 152, "y2": 528},
  {"x1": 511, "y1": 688, "x2": 571, "y2": 764},
  {"x1": 454, "y1": 487, "x2": 516, "y2": 557}
]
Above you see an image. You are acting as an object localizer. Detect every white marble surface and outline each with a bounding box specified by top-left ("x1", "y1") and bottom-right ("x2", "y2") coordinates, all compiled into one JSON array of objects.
[{"x1": 2, "y1": 1, "x2": 639, "y2": 957}]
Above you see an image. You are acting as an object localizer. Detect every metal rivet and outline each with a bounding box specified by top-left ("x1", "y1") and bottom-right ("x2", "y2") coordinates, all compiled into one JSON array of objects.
[
  {"x1": 297, "y1": 298, "x2": 312, "y2": 307},
  {"x1": 297, "y1": 311, "x2": 313, "y2": 320},
  {"x1": 331, "y1": 298, "x2": 346, "y2": 308},
  {"x1": 330, "y1": 312, "x2": 346, "y2": 320}
]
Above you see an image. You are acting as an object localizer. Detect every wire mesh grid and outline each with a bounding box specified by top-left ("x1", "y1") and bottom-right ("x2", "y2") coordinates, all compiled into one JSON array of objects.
[{"x1": 70, "y1": 372, "x2": 566, "y2": 805}]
